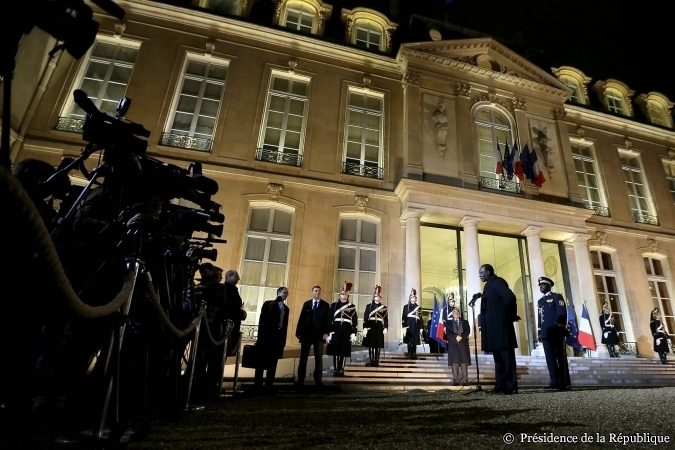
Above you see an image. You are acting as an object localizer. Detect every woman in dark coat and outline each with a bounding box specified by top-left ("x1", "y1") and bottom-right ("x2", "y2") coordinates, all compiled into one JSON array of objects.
[
  {"x1": 599, "y1": 302, "x2": 619, "y2": 358},
  {"x1": 650, "y1": 308, "x2": 670, "y2": 364},
  {"x1": 444, "y1": 308, "x2": 471, "y2": 385},
  {"x1": 327, "y1": 282, "x2": 358, "y2": 376}
]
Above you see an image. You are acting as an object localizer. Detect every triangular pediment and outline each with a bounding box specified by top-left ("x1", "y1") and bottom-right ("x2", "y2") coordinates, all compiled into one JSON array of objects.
[{"x1": 398, "y1": 38, "x2": 570, "y2": 96}]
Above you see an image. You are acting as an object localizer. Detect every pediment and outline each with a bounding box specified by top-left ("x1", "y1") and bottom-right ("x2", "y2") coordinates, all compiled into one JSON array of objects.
[{"x1": 398, "y1": 38, "x2": 570, "y2": 97}]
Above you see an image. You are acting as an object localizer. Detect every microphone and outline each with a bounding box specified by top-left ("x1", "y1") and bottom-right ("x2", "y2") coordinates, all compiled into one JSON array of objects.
[
  {"x1": 73, "y1": 89, "x2": 100, "y2": 115},
  {"x1": 468, "y1": 293, "x2": 481, "y2": 307}
]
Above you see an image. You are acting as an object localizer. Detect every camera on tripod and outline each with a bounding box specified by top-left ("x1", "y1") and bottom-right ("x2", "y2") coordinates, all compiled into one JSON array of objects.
[
  {"x1": 187, "y1": 243, "x2": 218, "y2": 262},
  {"x1": 73, "y1": 90, "x2": 150, "y2": 157}
]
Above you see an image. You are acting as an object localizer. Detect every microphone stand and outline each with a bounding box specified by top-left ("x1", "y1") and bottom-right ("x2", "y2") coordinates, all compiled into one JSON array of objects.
[{"x1": 464, "y1": 301, "x2": 482, "y2": 395}]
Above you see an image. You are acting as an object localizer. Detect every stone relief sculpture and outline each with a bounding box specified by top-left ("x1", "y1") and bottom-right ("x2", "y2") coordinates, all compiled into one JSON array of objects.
[
  {"x1": 532, "y1": 126, "x2": 554, "y2": 172},
  {"x1": 432, "y1": 99, "x2": 448, "y2": 159}
]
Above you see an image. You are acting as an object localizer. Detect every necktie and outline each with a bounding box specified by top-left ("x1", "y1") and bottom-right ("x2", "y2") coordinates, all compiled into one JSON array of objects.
[
  {"x1": 312, "y1": 301, "x2": 317, "y2": 311},
  {"x1": 278, "y1": 302, "x2": 284, "y2": 328},
  {"x1": 456, "y1": 320, "x2": 459, "y2": 330}
]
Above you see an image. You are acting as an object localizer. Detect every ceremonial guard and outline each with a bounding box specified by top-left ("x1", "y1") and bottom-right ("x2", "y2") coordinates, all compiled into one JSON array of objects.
[
  {"x1": 537, "y1": 277, "x2": 570, "y2": 390},
  {"x1": 444, "y1": 308, "x2": 471, "y2": 385},
  {"x1": 401, "y1": 289, "x2": 423, "y2": 360},
  {"x1": 327, "y1": 282, "x2": 358, "y2": 376},
  {"x1": 363, "y1": 285, "x2": 388, "y2": 367},
  {"x1": 650, "y1": 308, "x2": 670, "y2": 364},
  {"x1": 599, "y1": 302, "x2": 620, "y2": 358}
]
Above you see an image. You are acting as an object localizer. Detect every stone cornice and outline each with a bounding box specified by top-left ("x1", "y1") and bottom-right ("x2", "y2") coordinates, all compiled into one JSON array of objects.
[
  {"x1": 396, "y1": 39, "x2": 570, "y2": 100},
  {"x1": 564, "y1": 105, "x2": 675, "y2": 145},
  {"x1": 395, "y1": 179, "x2": 593, "y2": 224},
  {"x1": 111, "y1": 0, "x2": 398, "y2": 73}
]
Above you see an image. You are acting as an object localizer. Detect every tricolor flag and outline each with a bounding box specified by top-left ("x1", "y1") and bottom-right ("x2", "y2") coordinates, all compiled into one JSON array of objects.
[
  {"x1": 429, "y1": 294, "x2": 443, "y2": 350},
  {"x1": 530, "y1": 147, "x2": 546, "y2": 188},
  {"x1": 503, "y1": 141, "x2": 514, "y2": 181},
  {"x1": 521, "y1": 143, "x2": 532, "y2": 181},
  {"x1": 566, "y1": 305, "x2": 584, "y2": 351},
  {"x1": 577, "y1": 304, "x2": 596, "y2": 351},
  {"x1": 494, "y1": 141, "x2": 504, "y2": 177},
  {"x1": 512, "y1": 143, "x2": 524, "y2": 181},
  {"x1": 437, "y1": 294, "x2": 447, "y2": 347}
]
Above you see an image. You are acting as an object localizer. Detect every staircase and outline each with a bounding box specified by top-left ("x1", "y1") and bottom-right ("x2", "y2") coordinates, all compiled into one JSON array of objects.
[{"x1": 322, "y1": 353, "x2": 675, "y2": 391}]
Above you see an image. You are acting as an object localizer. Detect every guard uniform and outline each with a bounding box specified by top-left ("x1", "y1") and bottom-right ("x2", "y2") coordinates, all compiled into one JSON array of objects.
[
  {"x1": 363, "y1": 285, "x2": 388, "y2": 367},
  {"x1": 401, "y1": 289, "x2": 423, "y2": 360},
  {"x1": 537, "y1": 277, "x2": 570, "y2": 390},
  {"x1": 599, "y1": 305, "x2": 619, "y2": 358},
  {"x1": 651, "y1": 308, "x2": 670, "y2": 365},
  {"x1": 327, "y1": 282, "x2": 358, "y2": 376}
]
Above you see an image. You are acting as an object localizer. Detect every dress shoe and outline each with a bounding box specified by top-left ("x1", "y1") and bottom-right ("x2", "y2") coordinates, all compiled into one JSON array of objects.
[
  {"x1": 453, "y1": 382, "x2": 459, "y2": 386},
  {"x1": 462, "y1": 382, "x2": 469, "y2": 386},
  {"x1": 489, "y1": 388, "x2": 503, "y2": 394},
  {"x1": 503, "y1": 389, "x2": 518, "y2": 395},
  {"x1": 544, "y1": 385, "x2": 557, "y2": 390}
]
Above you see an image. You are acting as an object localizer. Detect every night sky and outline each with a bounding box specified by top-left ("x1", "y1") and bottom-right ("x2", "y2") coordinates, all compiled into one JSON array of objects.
[{"x1": 443, "y1": 0, "x2": 672, "y2": 99}]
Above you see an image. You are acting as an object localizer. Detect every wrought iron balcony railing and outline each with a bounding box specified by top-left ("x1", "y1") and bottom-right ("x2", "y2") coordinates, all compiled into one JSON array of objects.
[
  {"x1": 341, "y1": 162, "x2": 384, "y2": 180},
  {"x1": 160, "y1": 132, "x2": 212, "y2": 152},
  {"x1": 240, "y1": 324, "x2": 365, "y2": 345},
  {"x1": 479, "y1": 176, "x2": 521, "y2": 194},
  {"x1": 255, "y1": 148, "x2": 303, "y2": 167},
  {"x1": 55, "y1": 117, "x2": 84, "y2": 133},
  {"x1": 633, "y1": 211, "x2": 659, "y2": 226},
  {"x1": 617, "y1": 341, "x2": 638, "y2": 356},
  {"x1": 584, "y1": 203, "x2": 610, "y2": 217}
]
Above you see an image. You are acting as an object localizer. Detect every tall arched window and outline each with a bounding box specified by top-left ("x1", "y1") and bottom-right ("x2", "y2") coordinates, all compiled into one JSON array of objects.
[
  {"x1": 591, "y1": 249, "x2": 628, "y2": 342},
  {"x1": 239, "y1": 205, "x2": 294, "y2": 325},
  {"x1": 335, "y1": 216, "x2": 379, "y2": 327},
  {"x1": 644, "y1": 256, "x2": 675, "y2": 342},
  {"x1": 475, "y1": 107, "x2": 514, "y2": 179}
]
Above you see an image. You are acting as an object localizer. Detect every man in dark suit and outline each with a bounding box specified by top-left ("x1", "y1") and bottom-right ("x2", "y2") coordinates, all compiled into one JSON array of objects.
[
  {"x1": 473, "y1": 264, "x2": 519, "y2": 394},
  {"x1": 295, "y1": 286, "x2": 331, "y2": 387},
  {"x1": 254, "y1": 287, "x2": 290, "y2": 394},
  {"x1": 537, "y1": 277, "x2": 571, "y2": 390},
  {"x1": 223, "y1": 270, "x2": 247, "y2": 359}
]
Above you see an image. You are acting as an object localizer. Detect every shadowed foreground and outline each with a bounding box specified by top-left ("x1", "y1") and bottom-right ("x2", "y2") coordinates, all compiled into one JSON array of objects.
[{"x1": 126, "y1": 386, "x2": 673, "y2": 449}]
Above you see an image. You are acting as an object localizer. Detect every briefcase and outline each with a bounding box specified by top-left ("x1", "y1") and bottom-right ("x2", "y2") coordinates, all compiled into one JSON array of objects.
[{"x1": 241, "y1": 344, "x2": 258, "y2": 369}]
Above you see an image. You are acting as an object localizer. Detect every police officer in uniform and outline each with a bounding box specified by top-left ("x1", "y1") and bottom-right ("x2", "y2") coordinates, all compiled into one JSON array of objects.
[
  {"x1": 327, "y1": 282, "x2": 358, "y2": 376},
  {"x1": 599, "y1": 302, "x2": 620, "y2": 358},
  {"x1": 402, "y1": 289, "x2": 423, "y2": 360},
  {"x1": 363, "y1": 285, "x2": 388, "y2": 367},
  {"x1": 537, "y1": 277, "x2": 570, "y2": 390}
]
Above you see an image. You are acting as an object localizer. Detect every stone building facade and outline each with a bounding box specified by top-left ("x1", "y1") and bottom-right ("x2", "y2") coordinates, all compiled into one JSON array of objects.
[{"x1": 8, "y1": 0, "x2": 675, "y2": 358}]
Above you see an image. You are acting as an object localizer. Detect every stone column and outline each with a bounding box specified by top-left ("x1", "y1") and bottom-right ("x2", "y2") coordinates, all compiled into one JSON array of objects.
[
  {"x1": 566, "y1": 233, "x2": 608, "y2": 357},
  {"x1": 402, "y1": 72, "x2": 423, "y2": 179},
  {"x1": 523, "y1": 226, "x2": 545, "y2": 356},
  {"x1": 402, "y1": 208, "x2": 424, "y2": 301},
  {"x1": 460, "y1": 216, "x2": 482, "y2": 351}
]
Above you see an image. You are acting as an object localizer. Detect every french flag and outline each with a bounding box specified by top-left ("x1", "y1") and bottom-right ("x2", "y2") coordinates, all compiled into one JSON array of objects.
[
  {"x1": 577, "y1": 304, "x2": 596, "y2": 351},
  {"x1": 512, "y1": 143, "x2": 524, "y2": 181},
  {"x1": 530, "y1": 146, "x2": 546, "y2": 188},
  {"x1": 494, "y1": 141, "x2": 504, "y2": 177}
]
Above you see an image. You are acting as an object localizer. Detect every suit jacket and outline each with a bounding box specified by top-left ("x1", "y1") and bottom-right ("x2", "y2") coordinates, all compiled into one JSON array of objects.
[
  {"x1": 480, "y1": 275, "x2": 518, "y2": 351},
  {"x1": 257, "y1": 297, "x2": 290, "y2": 359},
  {"x1": 537, "y1": 292, "x2": 567, "y2": 340},
  {"x1": 295, "y1": 299, "x2": 332, "y2": 342},
  {"x1": 444, "y1": 318, "x2": 470, "y2": 340}
]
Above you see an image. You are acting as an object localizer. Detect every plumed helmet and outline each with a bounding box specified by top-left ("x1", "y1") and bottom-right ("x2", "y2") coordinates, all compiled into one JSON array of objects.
[
  {"x1": 409, "y1": 288, "x2": 417, "y2": 300},
  {"x1": 340, "y1": 281, "x2": 353, "y2": 296}
]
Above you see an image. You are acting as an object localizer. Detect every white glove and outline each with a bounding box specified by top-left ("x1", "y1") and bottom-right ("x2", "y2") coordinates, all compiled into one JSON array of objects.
[
  {"x1": 657, "y1": 338, "x2": 662, "y2": 346},
  {"x1": 327, "y1": 332, "x2": 333, "y2": 344},
  {"x1": 402, "y1": 327, "x2": 408, "y2": 335},
  {"x1": 350, "y1": 333, "x2": 356, "y2": 343},
  {"x1": 604, "y1": 332, "x2": 609, "y2": 339},
  {"x1": 363, "y1": 328, "x2": 368, "y2": 337},
  {"x1": 383, "y1": 328, "x2": 388, "y2": 335}
]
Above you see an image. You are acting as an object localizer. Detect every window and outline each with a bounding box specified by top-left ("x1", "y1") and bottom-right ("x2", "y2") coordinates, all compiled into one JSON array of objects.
[
  {"x1": 648, "y1": 101, "x2": 669, "y2": 127},
  {"x1": 620, "y1": 153, "x2": 657, "y2": 224},
  {"x1": 560, "y1": 76, "x2": 582, "y2": 103},
  {"x1": 239, "y1": 206, "x2": 293, "y2": 325},
  {"x1": 205, "y1": 0, "x2": 240, "y2": 15},
  {"x1": 257, "y1": 72, "x2": 310, "y2": 166},
  {"x1": 343, "y1": 89, "x2": 384, "y2": 179},
  {"x1": 162, "y1": 55, "x2": 229, "y2": 151},
  {"x1": 335, "y1": 217, "x2": 379, "y2": 327},
  {"x1": 65, "y1": 38, "x2": 140, "y2": 119},
  {"x1": 662, "y1": 161, "x2": 675, "y2": 203},
  {"x1": 571, "y1": 142, "x2": 608, "y2": 216},
  {"x1": 591, "y1": 250, "x2": 628, "y2": 343},
  {"x1": 644, "y1": 257, "x2": 675, "y2": 343},
  {"x1": 475, "y1": 107, "x2": 514, "y2": 179},
  {"x1": 355, "y1": 24, "x2": 382, "y2": 50},
  {"x1": 284, "y1": 6, "x2": 315, "y2": 33},
  {"x1": 606, "y1": 90, "x2": 626, "y2": 115}
]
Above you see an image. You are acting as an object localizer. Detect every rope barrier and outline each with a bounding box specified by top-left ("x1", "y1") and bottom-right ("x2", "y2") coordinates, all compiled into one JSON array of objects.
[
  {"x1": 145, "y1": 272, "x2": 204, "y2": 338},
  {"x1": 2, "y1": 164, "x2": 134, "y2": 319}
]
